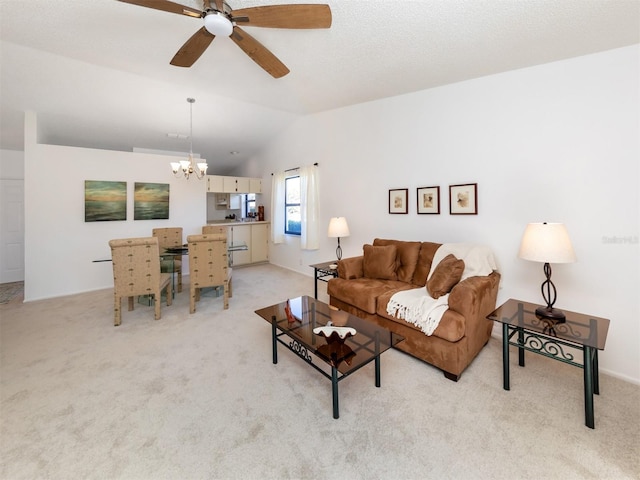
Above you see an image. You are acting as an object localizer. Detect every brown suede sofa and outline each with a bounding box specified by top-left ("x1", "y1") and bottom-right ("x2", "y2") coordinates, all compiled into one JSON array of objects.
[{"x1": 327, "y1": 239, "x2": 500, "y2": 381}]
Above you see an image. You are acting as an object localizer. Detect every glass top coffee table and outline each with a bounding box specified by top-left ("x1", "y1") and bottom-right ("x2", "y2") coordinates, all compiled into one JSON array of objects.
[{"x1": 255, "y1": 296, "x2": 404, "y2": 419}]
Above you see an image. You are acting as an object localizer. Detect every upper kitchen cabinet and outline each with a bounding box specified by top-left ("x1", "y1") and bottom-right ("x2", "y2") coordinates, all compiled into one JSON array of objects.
[
  {"x1": 249, "y1": 178, "x2": 262, "y2": 194},
  {"x1": 207, "y1": 175, "x2": 224, "y2": 193},
  {"x1": 206, "y1": 175, "x2": 261, "y2": 194},
  {"x1": 225, "y1": 177, "x2": 249, "y2": 193}
]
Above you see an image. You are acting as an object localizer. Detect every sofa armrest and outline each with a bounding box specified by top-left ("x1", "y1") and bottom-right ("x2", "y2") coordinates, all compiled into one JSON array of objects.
[
  {"x1": 448, "y1": 272, "x2": 500, "y2": 318},
  {"x1": 337, "y1": 256, "x2": 364, "y2": 279},
  {"x1": 448, "y1": 271, "x2": 501, "y2": 342}
]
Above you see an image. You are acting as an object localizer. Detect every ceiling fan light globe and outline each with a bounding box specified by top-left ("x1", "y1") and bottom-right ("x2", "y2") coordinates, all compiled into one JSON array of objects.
[{"x1": 204, "y1": 12, "x2": 233, "y2": 37}]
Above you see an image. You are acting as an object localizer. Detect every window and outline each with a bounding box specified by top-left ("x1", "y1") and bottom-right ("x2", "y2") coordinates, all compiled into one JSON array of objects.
[
  {"x1": 244, "y1": 193, "x2": 256, "y2": 218},
  {"x1": 271, "y1": 165, "x2": 319, "y2": 248},
  {"x1": 284, "y1": 175, "x2": 301, "y2": 235}
]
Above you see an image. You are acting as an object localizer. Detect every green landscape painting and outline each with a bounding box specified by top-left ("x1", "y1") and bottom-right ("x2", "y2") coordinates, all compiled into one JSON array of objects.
[
  {"x1": 134, "y1": 182, "x2": 169, "y2": 220},
  {"x1": 84, "y1": 180, "x2": 127, "y2": 222}
]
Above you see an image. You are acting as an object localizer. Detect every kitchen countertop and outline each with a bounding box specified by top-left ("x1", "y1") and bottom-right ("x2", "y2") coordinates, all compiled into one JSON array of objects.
[{"x1": 206, "y1": 220, "x2": 270, "y2": 226}]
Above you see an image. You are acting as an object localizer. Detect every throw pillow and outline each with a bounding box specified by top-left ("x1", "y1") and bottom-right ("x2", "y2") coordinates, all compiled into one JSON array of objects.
[
  {"x1": 426, "y1": 254, "x2": 464, "y2": 298},
  {"x1": 363, "y1": 244, "x2": 398, "y2": 280}
]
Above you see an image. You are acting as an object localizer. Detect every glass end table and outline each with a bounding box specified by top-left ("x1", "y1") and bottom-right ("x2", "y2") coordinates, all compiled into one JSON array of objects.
[{"x1": 488, "y1": 298, "x2": 610, "y2": 429}]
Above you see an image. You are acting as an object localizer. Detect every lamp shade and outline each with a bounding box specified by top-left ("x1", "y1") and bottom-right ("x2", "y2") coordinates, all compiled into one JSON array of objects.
[
  {"x1": 328, "y1": 217, "x2": 350, "y2": 238},
  {"x1": 518, "y1": 223, "x2": 577, "y2": 264}
]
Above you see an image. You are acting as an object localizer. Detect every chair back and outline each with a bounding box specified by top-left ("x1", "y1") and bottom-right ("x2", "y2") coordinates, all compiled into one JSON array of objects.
[
  {"x1": 188, "y1": 234, "x2": 228, "y2": 289},
  {"x1": 202, "y1": 225, "x2": 228, "y2": 236},
  {"x1": 109, "y1": 237, "x2": 162, "y2": 297},
  {"x1": 152, "y1": 227, "x2": 183, "y2": 249}
]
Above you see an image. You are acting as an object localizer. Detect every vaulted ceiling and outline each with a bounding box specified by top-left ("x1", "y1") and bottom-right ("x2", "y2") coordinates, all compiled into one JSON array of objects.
[{"x1": 1, "y1": 0, "x2": 638, "y2": 173}]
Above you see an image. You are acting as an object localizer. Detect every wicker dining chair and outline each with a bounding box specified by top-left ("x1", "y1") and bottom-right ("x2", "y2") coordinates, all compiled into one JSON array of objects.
[
  {"x1": 187, "y1": 233, "x2": 232, "y2": 314},
  {"x1": 109, "y1": 237, "x2": 172, "y2": 326},
  {"x1": 152, "y1": 227, "x2": 183, "y2": 293},
  {"x1": 202, "y1": 225, "x2": 228, "y2": 235}
]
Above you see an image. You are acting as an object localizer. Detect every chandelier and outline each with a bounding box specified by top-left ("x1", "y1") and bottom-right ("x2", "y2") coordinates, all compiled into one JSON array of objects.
[{"x1": 171, "y1": 98, "x2": 208, "y2": 179}]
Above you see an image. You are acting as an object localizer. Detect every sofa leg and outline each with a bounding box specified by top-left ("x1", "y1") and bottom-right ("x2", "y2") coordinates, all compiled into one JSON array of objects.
[{"x1": 444, "y1": 371, "x2": 459, "y2": 382}]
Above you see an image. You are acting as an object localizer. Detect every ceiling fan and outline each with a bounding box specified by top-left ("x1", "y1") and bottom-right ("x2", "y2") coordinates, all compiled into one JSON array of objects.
[{"x1": 117, "y1": 0, "x2": 332, "y2": 78}]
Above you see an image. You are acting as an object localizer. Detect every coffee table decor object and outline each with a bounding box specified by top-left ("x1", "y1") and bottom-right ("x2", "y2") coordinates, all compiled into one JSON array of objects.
[
  {"x1": 284, "y1": 299, "x2": 299, "y2": 324},
  {"x1": 313, "y1": 325, "x2": 357, "y2": 343},
  {"x1": 255, "y1": 296, "x2": 403, "y2": 419}
]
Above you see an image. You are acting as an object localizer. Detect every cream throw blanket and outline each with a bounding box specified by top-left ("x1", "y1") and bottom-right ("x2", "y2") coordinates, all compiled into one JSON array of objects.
[
  {"x1": 386, "y1": 243, "x2": 499, "y2": 336},
  {"x1": 386, "y1": 288, "x2": 450, "y2": 336},
  {"x1": 427, "y1": 243, "x2": 499, "y2": 282}
]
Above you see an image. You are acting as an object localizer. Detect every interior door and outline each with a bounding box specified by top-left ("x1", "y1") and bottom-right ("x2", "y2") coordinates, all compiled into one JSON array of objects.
[{"x1": 0, "y1": 179, "x2": 25, "y2": 283}]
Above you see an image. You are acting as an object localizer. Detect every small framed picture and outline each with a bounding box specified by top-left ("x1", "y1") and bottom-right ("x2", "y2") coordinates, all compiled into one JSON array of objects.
[
  {"x1": 449, "y1": 183, "x2": 478, "y2": 215},
  {"x1": 416, "y1": 186, "x2": 440, "y2": 214},
  {"x1": 389, "y1": 188, "x2": 408, "y2": 214}
]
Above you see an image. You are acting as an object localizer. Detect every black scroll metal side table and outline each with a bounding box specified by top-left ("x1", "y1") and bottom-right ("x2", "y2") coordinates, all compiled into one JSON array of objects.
[
  {"x1": 309, "y1": 261, "x2": 339, "y2": 299},
  {"x1": 488, "y1": 299, "x2": 610, "y2": 429}
]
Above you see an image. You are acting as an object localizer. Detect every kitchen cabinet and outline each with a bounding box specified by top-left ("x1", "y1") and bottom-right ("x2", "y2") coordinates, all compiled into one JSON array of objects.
[
  {"x1": 222, "y1": 176, "x2": 250, "y2": 193},
  {"x1": 206, "y1": 175, "x2": 262, "y2": 194},
  {"x1": 207, "y1": 222, "x2": 270, "y2": 267},
  {"x1": 249, "y1": 178, "x2": 262, "y2": 194},
  {"x1": 229, "y1": 194, "x2": 241, "y2": 209},
  {"x1": 213, "y1": 193, "x2": 241, "y2": 210},
  {"x1": 207, "y1": 175, "x2": 224, "y2": 193},
  {"x1": 229, "y1": 225, "x2": 251, "y2": 266},
  {"x1": 214, "y1": 193, "x2": 229, "y2": 210},
  {"x1": 250, "y1": 223, "x2": 269, "y2": 263}
]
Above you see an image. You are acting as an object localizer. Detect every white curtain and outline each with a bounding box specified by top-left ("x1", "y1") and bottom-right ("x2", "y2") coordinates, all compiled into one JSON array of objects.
[
  {"x1": 299, "y1": 164, "x2": 319, "y2": 250},
  {"x1": 270, "y1": 165, "x2": 319, "y2": 249},
  {"x1": 271, "y1": 171, "x2": 286, "y2": 245}
]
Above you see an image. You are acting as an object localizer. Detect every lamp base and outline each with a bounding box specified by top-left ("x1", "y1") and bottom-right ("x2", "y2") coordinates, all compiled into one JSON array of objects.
[{"x1": 535, "y1": 305, "x2": 566, "y2": 322}]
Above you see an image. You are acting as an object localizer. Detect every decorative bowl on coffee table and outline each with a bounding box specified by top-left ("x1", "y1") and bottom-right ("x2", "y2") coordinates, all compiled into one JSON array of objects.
[{"x1": 313, "y1": 325, "x2": 356, "y2": 344}]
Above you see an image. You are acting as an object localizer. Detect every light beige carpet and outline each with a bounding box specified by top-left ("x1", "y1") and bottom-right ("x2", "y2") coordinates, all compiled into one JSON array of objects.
[{"x1": 1, "y1": 264, "x2": 639, "y2": 480}]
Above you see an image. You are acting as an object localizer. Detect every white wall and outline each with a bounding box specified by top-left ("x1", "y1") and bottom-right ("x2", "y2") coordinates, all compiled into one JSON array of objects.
[
  {"x1": 23, "y1": 112, "x2": 207, "y2": 301},
  {"x1": 0, "y1": 149, "x2": 25, "y2": 282},
  {"x1": 248, "y1": 46, "x2": 640, "y2": 383},
  {"x1": 0, "y1": 149, "x2": 25, "y2": 179}
]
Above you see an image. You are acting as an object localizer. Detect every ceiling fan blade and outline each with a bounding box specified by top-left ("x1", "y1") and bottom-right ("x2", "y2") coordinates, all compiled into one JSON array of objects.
[
  {"x1": 232, "y1": 4, "x2": 332, "y2": 29},
  {"x1": 230, "y1": 26, "x2": 289, "y2": 78},
  {"x1": 213, "y1": 0, "x2": 225, "y2": 11},
  {"x1": 170, "y1": 27, "x2": 215, "y2": 67},
  {"x1": 117, "y1": 0, "x2": 202, "y2": 17}
]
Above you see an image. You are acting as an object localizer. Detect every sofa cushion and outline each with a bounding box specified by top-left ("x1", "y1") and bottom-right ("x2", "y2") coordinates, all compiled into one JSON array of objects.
[
  {"x1": 373, "y1": 239, "x2": 421, "y2": 283},
  {"x1": 363, "y1": 244, "x2": 398, "y2": 280},
  {"x1": 427, "y1": 254, "x2": 465, "y2": 298},
  {"x1": 412, "y1": 242, "x2": 441, "y2": 286},
  {"x1": 327, "y1": 277, "x2": 407, "y2": 314}
]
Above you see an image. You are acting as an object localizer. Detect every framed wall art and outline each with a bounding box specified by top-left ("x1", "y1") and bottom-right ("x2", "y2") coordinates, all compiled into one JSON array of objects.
[
  {"x1": 416, "y1": 186, "x2": 440, "y2": 214},
  {"x1": 84, "y1": 180, "x2": 127, "y2": 222},
  {"x1": 389, "y1": 188, "x2": 408, "y2": 214},
  {"x1": 134, "y1": 182, "x2": 170, "y2": 220},
  {"x1": 449, "y1": 183, "x2": 478, "y2": 215}
]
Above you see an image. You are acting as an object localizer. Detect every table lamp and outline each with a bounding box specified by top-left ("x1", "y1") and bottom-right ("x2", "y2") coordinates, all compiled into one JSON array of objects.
[
  {"x1": 328, "y1": 217, "x2": 350, "y2": 261},
  {"x1": 518, "y1": 222, "x2": 577, "y2": 321}
]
